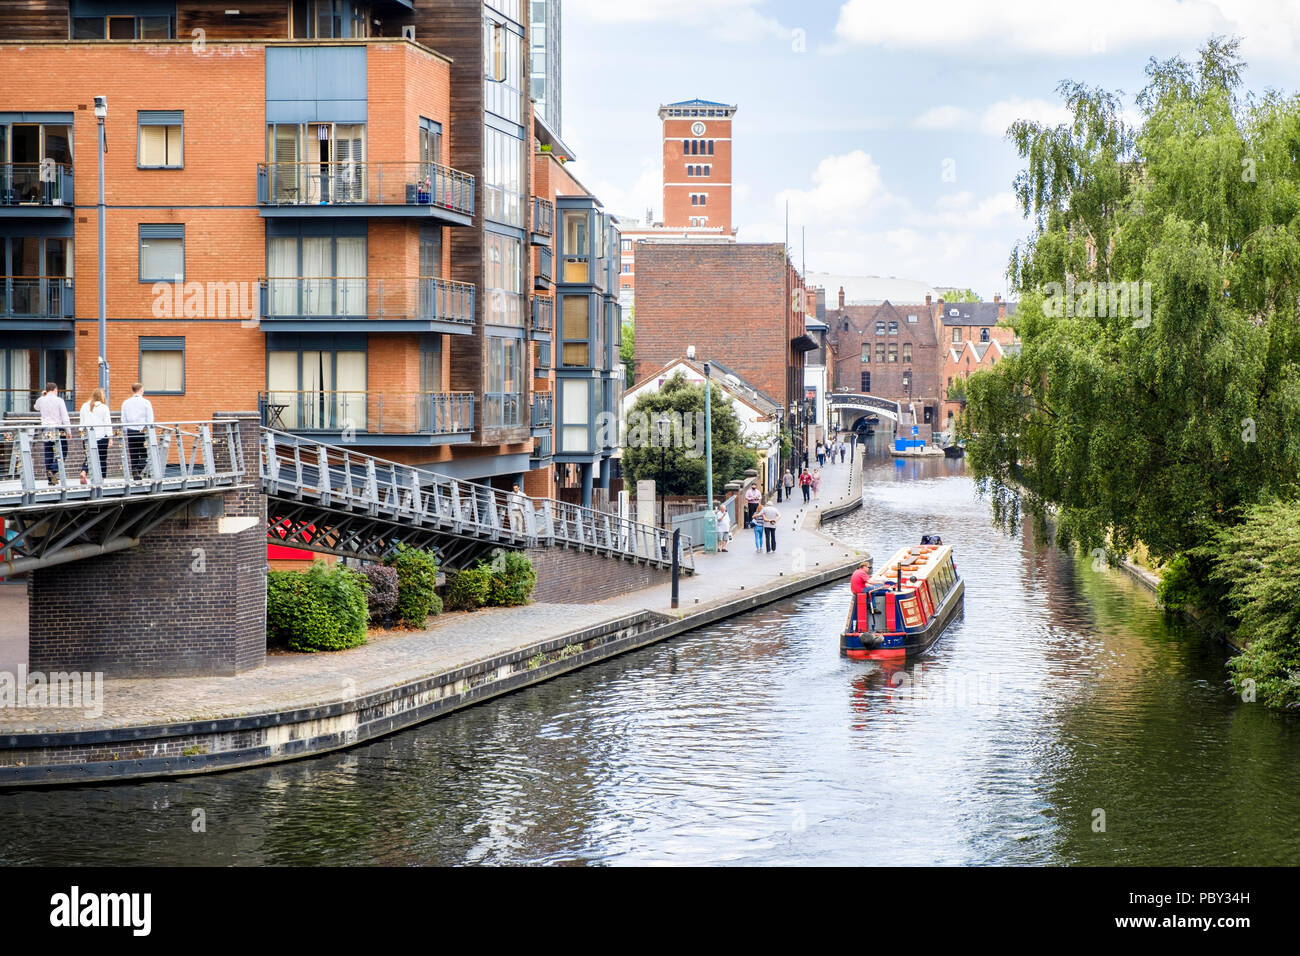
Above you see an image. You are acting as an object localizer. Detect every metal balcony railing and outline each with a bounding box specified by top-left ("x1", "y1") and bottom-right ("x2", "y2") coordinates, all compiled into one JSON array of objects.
[
  {"x1": 258, "y1": 391, "x2": 474, "y2": 436},
  {"x1": 257, "y1": 161, "x2": 474, "y2": 216},
  {"x1": 531, "y1": 391, "x2": 553, "y2": 427},
  {"x1": 481, "y1": 393, "x2": 522, "y2": 429},
  {"x1": 0, "y1": 163, "x2": 74, "y2": 206},
  {"x1": 532, "y1": 196, "x2": 554, "y2": 236},
  {"x1": 532, "y1": 432, "x2": 553, "y2": 460},
  {"x1": 1, "y1": 276, "x2": 74, "y2": 318},
  {"x1": 260, "y1": 276, "x2": 475, "y2": 325},
  {"x1": 531, "y1": 295, "x2": 553, "y2": 333},
  {"x1": 536, "y1": 246, "x2": 554, "y2": 286}
]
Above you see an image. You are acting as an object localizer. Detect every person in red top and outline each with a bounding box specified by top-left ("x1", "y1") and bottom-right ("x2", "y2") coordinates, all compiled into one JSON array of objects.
[
  {"x1": 850, "y1": 560, "x2": 874, "y2": 633},
  {"x1": 798, "y1": 468, "x2": 813, "y2": 503}
]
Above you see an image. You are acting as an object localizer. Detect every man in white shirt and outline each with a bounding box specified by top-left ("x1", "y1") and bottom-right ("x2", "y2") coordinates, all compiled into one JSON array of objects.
[
  {"x1": 33, "y1": 382, "x2": 71, "y2": 484},
  {"x1": 121, "y1": 382, "x2": 155, "y2": 480}
]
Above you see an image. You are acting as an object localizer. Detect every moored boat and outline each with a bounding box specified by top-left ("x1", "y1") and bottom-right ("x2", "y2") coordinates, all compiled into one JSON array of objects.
[{"x1": 840, "y1": 537, "x2": 964, "y2": 660}]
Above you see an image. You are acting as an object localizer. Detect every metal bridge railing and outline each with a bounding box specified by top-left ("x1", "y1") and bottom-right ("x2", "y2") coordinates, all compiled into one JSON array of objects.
[
  {"x1": 1, "y1": 420, "x2": 245, "y2": 510},
  {"x1": 260, "y1": 429, "x2": 693, "y2": 570}
]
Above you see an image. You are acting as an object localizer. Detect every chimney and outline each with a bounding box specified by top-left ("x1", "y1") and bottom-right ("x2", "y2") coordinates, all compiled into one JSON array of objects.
[
  {"x1": 838, "y1": 286, "x2": 845, "y2": 309},
  {"x1": 925, "y1": 294, "x2": 931, "y2": 310},
  {"x1": 996, "y1": 295, "x2": 1006, "y2": 320}
]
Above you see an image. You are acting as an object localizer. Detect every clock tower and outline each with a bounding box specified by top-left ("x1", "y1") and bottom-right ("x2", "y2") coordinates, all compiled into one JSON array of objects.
[{"x1": 658, "y1": 99, "x2": 737, "y2": 231}]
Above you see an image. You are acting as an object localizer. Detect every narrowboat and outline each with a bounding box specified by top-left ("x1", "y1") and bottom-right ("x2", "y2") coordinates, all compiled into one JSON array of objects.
[{"x1": 841, "y1": 538, "x2": 964, "y2": 660}]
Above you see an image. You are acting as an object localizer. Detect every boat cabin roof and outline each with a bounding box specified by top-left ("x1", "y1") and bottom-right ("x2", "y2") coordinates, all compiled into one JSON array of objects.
[{"x1": 869, "y1": 544, "x2": 953, "y2": 586}]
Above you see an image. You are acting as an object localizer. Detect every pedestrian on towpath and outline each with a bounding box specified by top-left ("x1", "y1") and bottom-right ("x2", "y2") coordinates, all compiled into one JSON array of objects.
[
  {"x1": 816, "y1": 440, "x2": 825, "y2": 467},
  {"x1": 840, "y1": 441, "x2": 847, "y2": 464},
  {"x1": 744, "y1": 483, "x2": 761, "y2": 527},
  {"x1": 760, "y1": 502, "x2": 781, "y2": 553},
  {"x1": 782, "y1": 468, "x2": 795, "y2": 501},
  {"x1": 799, "y1": 468, "x2": 812, "y2": 503},
  {"x1": 714, "y1": 503, "x2": 730, "y2": 552},
  {"x1": 751, "y1": 505, "x2": 765, "y2": 552},
  {"x1": 812, "y1": 468, "x2": 822, "y2": 499}
]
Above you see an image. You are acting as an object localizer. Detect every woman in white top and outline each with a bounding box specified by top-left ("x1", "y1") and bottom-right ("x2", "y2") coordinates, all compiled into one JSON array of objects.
[
  {"x1": 79, "y1": 387, "x2": 113, "y2": 483},
  {"x1": 714, "y1": 503, "x2": 731, "y2": 552}
]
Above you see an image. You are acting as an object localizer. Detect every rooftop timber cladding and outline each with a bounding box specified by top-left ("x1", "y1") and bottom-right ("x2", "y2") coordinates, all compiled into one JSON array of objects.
[{"x1": 633, "y1": 243, "x2": 802, "y2": 409}]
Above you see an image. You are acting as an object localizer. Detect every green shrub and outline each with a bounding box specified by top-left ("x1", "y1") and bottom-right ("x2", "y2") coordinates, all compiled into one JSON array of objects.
[
  {"x1": 385, "y1": 545, "x2": 442, "y2": 628},
  {"x1": 485, "y1": 551, "x2": 537, "y2": 607},
  {"x1": 445, "y1": 566, "x2": 492, "y2": 611},
  {"x1": 267, "y1": 563, "x2": 368, "y2": 652},
  {"x1": 1156, "y1": 553, "x2": 1199, "y2": 612}
]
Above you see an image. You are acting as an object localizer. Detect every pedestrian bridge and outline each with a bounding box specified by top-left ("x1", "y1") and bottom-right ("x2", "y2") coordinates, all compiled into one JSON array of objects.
[
  {"x1": 1, "y1": 418, "x2": 691, "y2": 576},
  {"x1": 829, "y1": 393, "x2": 902, "y2": 425}
]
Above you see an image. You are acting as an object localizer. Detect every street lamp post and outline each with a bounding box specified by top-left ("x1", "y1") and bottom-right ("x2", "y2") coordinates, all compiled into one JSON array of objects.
[
  {"x1": 702, "y1": 359, "x2": 713, "y2": 509},
  {"x1": 656, "y1": 414, "x2": 669, "y2": 529},
  {"x1": 94, "y1": 95, "x2": 109, "y2": 398}
]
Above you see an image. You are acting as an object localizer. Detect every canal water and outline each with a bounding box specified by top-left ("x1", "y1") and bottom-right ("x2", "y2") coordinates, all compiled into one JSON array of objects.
[{"x1": 3, "y1": 436, "x2": 1299, "y2": 866}]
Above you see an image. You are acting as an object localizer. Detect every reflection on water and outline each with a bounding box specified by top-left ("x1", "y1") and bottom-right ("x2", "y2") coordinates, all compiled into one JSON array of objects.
[{"x1": 2, "y1": 435, "x2": 1298, "y2": 865}]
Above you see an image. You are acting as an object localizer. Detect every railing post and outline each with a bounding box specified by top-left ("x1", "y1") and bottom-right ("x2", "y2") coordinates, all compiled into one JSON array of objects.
[
  {"x1": 16, "y1": 429, "x2": 35, "y2": 498},
  {"x1": 262, "y1": 430, "x2": 278, "y2": 495},
  {"x1": 316, "y1": 443, "x2": 331, "y2": 506},
  {"x1": 145, "y1": 426, "x2": 162, "y2": 484},
  {"x1": 364, "y1": 458, "x2": 379, "y2": 516}
]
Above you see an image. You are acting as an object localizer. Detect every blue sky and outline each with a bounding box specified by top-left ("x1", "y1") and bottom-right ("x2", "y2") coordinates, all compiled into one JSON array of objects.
[{"x1": 557, "y1": 0, "x2": 1299, "y2": 299}]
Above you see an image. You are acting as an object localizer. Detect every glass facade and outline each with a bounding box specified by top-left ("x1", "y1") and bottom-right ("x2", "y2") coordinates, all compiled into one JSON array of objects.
[{"x1": 529, "y1": 0, "x2": 562, "y2": 133}]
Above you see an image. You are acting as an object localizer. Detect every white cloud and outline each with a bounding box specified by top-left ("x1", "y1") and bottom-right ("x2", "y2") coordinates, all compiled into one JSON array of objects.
[
  {"x1": 568, "y1": 0, "x2": 787, "y2": 43},
  {"x1": 742, "y1": 150, "x2": 1028, "y2": 296},
  {"x1": 979, "y1": 97, "x2": 1074, "y2": 136},
  {"x1": 833, "y1": 0, "x2": 1300, "y2": 61},
  {"x1": 773, "y1": 150, "x2": 894, "y2": 226},
  {"x1": 589, "y1": 161, "x2": 662, "y2": 223},
  {"x1": 911, "y1": 105, "x2": 974, "y2": 131}
]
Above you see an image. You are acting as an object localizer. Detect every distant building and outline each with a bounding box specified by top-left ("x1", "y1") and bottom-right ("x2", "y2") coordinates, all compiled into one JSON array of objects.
[
  {"x1": 633, "y1": 242, "x2": 814, "y2": 466},
  {"x1": 937, "y1": 297, "x2": 1018, "y2": 426},
  {"x1": 616, "y1": 98, "x2": 739, "y2": 309},
  {"x1": 825, "y1": 290, "x2": 942, "y2": 433}
]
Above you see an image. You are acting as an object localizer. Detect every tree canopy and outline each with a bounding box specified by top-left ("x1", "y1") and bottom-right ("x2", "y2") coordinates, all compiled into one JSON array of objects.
[
  {"x1": 965, "y1": 36, "x2": 1300, "y2": 562},
  {"x1": 620, "y1": 372, "x2": 758, "y2": 497}
]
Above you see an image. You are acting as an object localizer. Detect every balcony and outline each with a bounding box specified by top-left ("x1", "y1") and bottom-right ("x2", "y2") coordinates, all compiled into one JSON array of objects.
[
  {"x1": 530, "y1": 197, "x2": 554, "y2": 244},
  {"x1": 257, "y1": 161, "x2": 474, "y2": 225},
  {"x1": 535, "y1": 246, "x2": 553, "y2": 290},
  {"x1": 531, "y1": 431, "x2": 553, "y2": 463},
  {"x1": 530, "y1": 295, "x2": 553, "y2": 338},
  {"x1": 0, "y1": 164, "x2": 74, "y2": 217},
  {"x1": 531, "y1": 391, "x2": 553, "y2": 433},
  {"x1": 259, "y1": 391, "x2": 474, "y2": 446},
  {"x1": 258, "y1": 276, "x2": 475, "y2": 333},
  {"x1": 1, "y1": 276, "x2": 74, "y2": 328}
]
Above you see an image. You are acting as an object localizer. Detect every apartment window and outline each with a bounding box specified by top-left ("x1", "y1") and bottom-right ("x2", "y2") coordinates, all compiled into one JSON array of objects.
[
  {"x1": 72, "y1": 14, "x2": 174, "y2": 39},
  {"x1": 138, "y1": 111, "x2": 183, "y2": 168},
  {"x1": 980, "y1": 328, "x2": 990, "y2": 342},
  {"x1": 707, "y1": 140, "x2": 715, "y2": 154},
  {"x1": 682, "y1": 139, "x2": 690, "y2": 153},
  {"x1": 267, "y1": 345, "x2": 367, "y2": 430},
  {"x1": 484, "y1": 336, "x2": 522, "y2": 427},
  {"x1": 861, "y1": 345, "x2": 870, "y2": 363},
  {"x1": 484, "y1": 232, "x2": 523, "y2": 325},
  {"x1": 419, "y1": 117, "x2": 442, "y2": 167},
  {"x1": 690, "y1": 193, "x2": 706, "y2": 206},
  {"x1": 702, "y1": 165, "x2": 711, "y2": 176},
  {"x1": 620, "y1": 239, "x2": 632, "y2": 252},
  {"x1": 561, "y1": 378, "x2": 590, "y2": 452},
  {"x1": 139, "y1": 224, "x2": 184, "y2": 282},
  {"x1": 952, "y1": 328, "x2": 962, "y2": 343},
  {"x1": 875, "y1": 321, "x2": 885, "y2": 335},
  {"x1": 139, "y1": 336, "x2": 184, "y2": 394},
  {"x1": 266, "y1": 234, "x2": 366, "y2": 316},
  {"x1": 689, "y1": 216, "x2": 707, "y2": 227},
  {"x1": 888, "y1": 320, "x2": 898, "y2": 334},
  {"x1": 875, "y1": 343, "x2": 885, "y2": 363},
  {"x1": 861, "y1": 371, "x2": 871, "y2": 392},
  {"x1": 888, "y1": 343, "x2": 898, "y2": 363},
  {"x1": 903, "y1": 343, "x2": 913, "y2": 363},
  {"x1": 907, "y1": 313, "x2": 918, "y2": 323},
  {"x1": 561, "y1": 293, "x2": 590, "y2": 367}
]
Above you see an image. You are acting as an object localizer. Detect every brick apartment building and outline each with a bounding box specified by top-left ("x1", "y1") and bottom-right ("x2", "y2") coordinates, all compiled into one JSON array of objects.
[
  {"x1": 633, "y1": 241, "x2": 815, "y2": 464},
  {"x1": 937, "y1": 297, "x2": 1017, "y2": 425},
  {"x1": 0, "y1": 0, "x2": 596, "y2": 500},
  {"x1": 825, "y1": 291, "x2": 943, "y2": 429}
]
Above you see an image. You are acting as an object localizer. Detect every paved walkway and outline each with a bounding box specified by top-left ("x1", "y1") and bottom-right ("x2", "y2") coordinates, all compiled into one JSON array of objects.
[{"x1": 0, "y1": 450, "x2": 866, "y2": 733}]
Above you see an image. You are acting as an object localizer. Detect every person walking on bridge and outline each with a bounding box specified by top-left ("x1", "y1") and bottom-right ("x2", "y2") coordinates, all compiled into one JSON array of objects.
[
  {"x1": 33, "y1": 382, "x2": 70, "y2": 485},
  {"x1": 121, "y1": 383, "x2": 155, "y2": 481}
]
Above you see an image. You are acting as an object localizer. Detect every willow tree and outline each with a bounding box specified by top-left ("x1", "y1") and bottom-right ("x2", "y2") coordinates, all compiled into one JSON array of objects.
[{"x1": 966, "y1": 36, "x2": 1300, "y2": 565}]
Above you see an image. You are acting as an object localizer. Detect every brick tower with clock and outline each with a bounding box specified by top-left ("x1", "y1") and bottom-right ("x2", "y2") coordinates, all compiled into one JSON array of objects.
[{"x1": 658, "y1": 99, "x2": 737, "y2": 231}]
